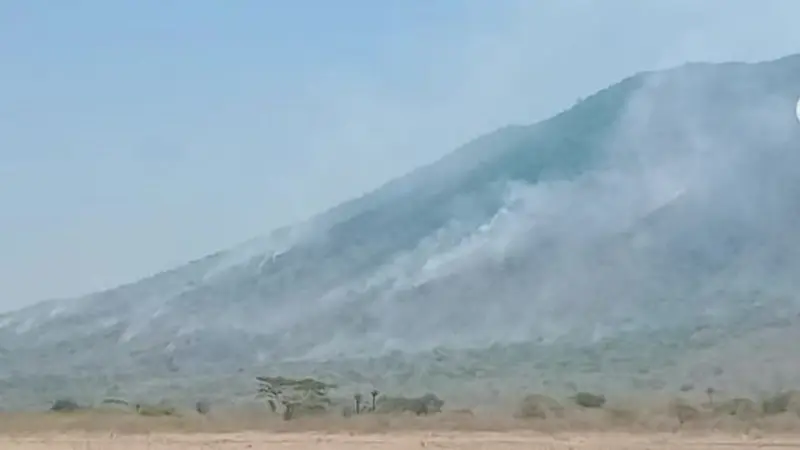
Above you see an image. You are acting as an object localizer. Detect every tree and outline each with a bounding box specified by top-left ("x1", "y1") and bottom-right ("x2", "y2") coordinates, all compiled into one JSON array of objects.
[{"x1": 256, "y1": 376, "x2": 337, "y2": 420}]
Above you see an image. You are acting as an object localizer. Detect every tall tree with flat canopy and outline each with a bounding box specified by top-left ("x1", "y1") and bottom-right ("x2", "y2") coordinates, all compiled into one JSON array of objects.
[{"x1": 256, "y1": 376, "x2": 337, "y2": 420}]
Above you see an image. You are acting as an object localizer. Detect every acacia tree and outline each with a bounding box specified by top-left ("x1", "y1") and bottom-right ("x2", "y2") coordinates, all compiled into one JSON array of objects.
[{"x1": 256, "y1": 376, "x2": 337, "y2": 420}]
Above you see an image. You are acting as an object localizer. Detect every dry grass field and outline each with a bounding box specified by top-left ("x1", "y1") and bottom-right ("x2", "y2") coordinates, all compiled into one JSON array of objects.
[
  {"x1": 4, "y1": 431, "x2": 800, "y2": 450},
  {"x1": 2, "y1": 408, "x2": 800, "y2": 449}
]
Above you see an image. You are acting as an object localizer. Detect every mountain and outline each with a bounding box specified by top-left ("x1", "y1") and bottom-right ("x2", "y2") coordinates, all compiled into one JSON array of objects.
[{"x1": 2, "y1": 54, "x2": 800, "y2": 408}]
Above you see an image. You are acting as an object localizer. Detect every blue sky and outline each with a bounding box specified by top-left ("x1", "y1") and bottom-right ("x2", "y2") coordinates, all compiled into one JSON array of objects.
[{"x1": 2, "y1": 0, "x2": 800, "y2": 310}]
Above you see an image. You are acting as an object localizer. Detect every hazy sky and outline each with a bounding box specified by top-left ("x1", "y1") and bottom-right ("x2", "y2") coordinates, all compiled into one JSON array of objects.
[{"x1": 1, "y1": 0, "x2": 799, "y2": 310}]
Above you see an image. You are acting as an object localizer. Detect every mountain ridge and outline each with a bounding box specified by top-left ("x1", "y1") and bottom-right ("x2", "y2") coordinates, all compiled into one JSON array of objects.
[{"x1": 2, "y1": 54, "x2": 800, "y2": 408}]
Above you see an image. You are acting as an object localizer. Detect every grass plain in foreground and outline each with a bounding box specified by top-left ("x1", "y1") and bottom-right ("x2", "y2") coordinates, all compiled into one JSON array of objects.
[{"x1": 2, "y1": 406, "x2": 800, "y2": 449}]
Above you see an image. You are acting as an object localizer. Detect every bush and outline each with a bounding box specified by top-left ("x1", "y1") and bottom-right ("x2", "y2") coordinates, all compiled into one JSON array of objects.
[
  {"x1": 50, "y1": 398, "x2": 81, "y2": 412},
  {"x1": 711, "y1": 398, "x2": 760, "y2": 420},
  {"x1": 195, "y1": 400, "x2": 211, "y2": 415},
  {"x1": 135, "y1": 401, "x2": 177, "y2": 417},
  {"x1": 374, "y1": 392, "x2": 444, "y2": 415},
  {"x1": 573, "y1": 392, "x2": 606, "y2": 408},
  {"x1": 101, "y1": 398, "x2": 130, "y2": 406},
  {"x1": 515, "y1": 394, "x2": 563, "y2": 419},
  {"x1": 762, "y1": 390, "x2": 800, "y2": 416}
]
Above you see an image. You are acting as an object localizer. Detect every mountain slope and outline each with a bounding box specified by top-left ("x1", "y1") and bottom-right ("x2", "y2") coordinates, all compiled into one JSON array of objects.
[{"x1": 2, "y1": 55, "x2": 800, "y2": 405}]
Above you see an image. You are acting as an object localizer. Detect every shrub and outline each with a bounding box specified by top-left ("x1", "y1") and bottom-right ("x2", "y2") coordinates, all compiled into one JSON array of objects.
[
  {"x1": 195, "y1": 400, "x2": 211, "y2": 415},
  {"x1": 572, "y1": 392, "x2": 606, "y2": 408},
  {"x1": 374, "y1": 392, "x2": 444, "y2": 415},
  {"x1": 50, "y1": 398, "x2": 81, "y2": 412},
  {"x1": 711, "y1": 398, "x2": 760, "y2": 420},
  {"x1": 762, "y1": 390, "x2": 800, "y2": 416},
  {"x1": 135, "y1": 401, "x2": 177, "y2": 417},
  {"x1": 515, "y1": 394, "x2": 563, "y2": 419}
]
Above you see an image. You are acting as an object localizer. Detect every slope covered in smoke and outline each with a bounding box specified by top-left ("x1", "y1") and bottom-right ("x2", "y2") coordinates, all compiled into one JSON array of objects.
[{"x1": 2, "y1": 54, "x2": 800, "y2": 390}]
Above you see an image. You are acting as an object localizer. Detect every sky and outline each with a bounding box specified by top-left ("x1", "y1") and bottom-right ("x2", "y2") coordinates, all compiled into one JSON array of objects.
[{"x1": 1, "y1": 0, "x2": 800, "y2": 311}]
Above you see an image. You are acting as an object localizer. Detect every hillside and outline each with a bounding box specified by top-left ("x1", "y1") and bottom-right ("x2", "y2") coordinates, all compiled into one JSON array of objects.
[{"x1": 1, "y1": 54, "x2": 800, "y2": 409}]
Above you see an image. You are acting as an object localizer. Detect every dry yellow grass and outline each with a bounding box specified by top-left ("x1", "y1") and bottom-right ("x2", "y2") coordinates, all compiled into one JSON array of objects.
[
  {"x1": 1, "y1": 430, "x2": 800, "y2": 450},
  {"x1": 2, "y1": 407, "x2": 800, "y2": 449}
]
